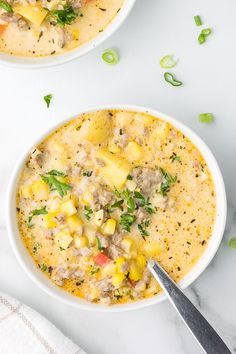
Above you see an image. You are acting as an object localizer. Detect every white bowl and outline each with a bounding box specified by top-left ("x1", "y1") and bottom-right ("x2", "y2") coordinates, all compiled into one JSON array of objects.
[
  {"x1": 6, "y1": 104, "x2": 227, "y2": 312},
  {"x1": 0, "y1": 0, "x2": 136, "y2": 69}
]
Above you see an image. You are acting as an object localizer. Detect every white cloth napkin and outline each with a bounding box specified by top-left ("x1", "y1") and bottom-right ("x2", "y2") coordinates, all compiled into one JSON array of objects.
[{"x1": 0, "y1": 292, "x2": 86, "y2": 354}]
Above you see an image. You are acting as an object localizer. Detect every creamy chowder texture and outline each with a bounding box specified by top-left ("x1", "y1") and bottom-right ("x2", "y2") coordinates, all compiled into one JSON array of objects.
[
  {"x1": 17, "y1": 110, "x2": 216, "y2": 305},
  {"x1": 0, "y1": 0, "x2": 123, "y2": 56}
]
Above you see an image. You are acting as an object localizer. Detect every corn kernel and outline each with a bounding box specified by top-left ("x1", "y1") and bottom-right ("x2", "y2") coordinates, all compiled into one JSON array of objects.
[
  {"x1": 101, "y1": 218, "x2": 116, "y2": 236},
  {"x1": 112, "y1": 273, "x2": 125, "y2": 287},
  {"x1": 89, "y1": 287, "x2": 100, "y2": 300},
  {"x1": 129, "y1": 262, "x2": 142, "y2": 281},
  {"x1": 54, "y1": 229, "x2": 73, "y2": 249},
  {"x1": 20, "y1": 185, "x2": 32, "y2": 199},
  {"x1": 60, "y1": 199, "x2": 77, "y2": 216},
  {"x1": 31, "y1": 180, "x2": 49, "y2": 200},
  {"x1": 121, "y1": 238, "x2": 133, "y2": 253},
  {"x1": 74, "y1": 236, "x2": 88, "y2": 248}
]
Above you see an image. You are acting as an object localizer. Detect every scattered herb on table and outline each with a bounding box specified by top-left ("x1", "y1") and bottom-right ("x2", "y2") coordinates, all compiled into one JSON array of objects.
[
  {"x1": 194, "y1": 15, "x2": 202, "y2": 26},
  {"x1": 228, "y1": 237, "x2": 236, "y2": 249},
  {"x1": 41, "y1": 170, "x2": 72, "y2": 197},
  {"x1": 198, "y1": 113, "x2": 214, "y2": 123},
  {"x1": 198, "y1": 28, "x2": 212, "y2": 44},
  {"x1": 102, "y1": 48, "x2": 119, "y2": 65},
  {"x1": 164, "y1": 72, "x2": 183, "y2": 87},
  {"x1": 44, "y1": 94, "x2": 53, "y2": 108},
  {"x1": 160, "y1": 55, "x2": 178, "y2": 69}
]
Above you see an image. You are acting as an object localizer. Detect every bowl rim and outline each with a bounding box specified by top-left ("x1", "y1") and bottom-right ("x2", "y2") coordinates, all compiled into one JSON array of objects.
[
  {"x1": 6, "y1": 104, "x2": 227, "y2": 312},
  {"x1": 0, "y1": 0, "x2": 136, "y2": 69}
]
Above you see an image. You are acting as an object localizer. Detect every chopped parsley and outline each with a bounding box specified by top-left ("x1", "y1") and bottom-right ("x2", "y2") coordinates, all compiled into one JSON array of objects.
[
  {"x1": 138, "y1": 220, "x2": 150, "y2": 239},
  {"x1": 159, "y1": 168, "x2": 177, "y2": 196},
  {"x1": 27, "y1": 206, "x2": 47, "y2": 228},
  {"x1": 0, "y1": 0, "x2": 12, "y2": 12},
  {"x1": 110, "y1": 199, "x2": 124, "y2": 211},
  {"x1": 120, "y1": 213, "x2": 136, "y2": 232},
  {"x1": 96, "y1": 236, "x2": 105, "y2": 251},
  {"x1": 41, "y1": 170, "x2": 72, "y2": 197},
  {"x1": 170, "y1": 153, "x2": 181, "y2": 163},
  {"x1": 127, "y1": 174, "x2": 133, "y2": 180},
  {"x1": 90, "y1": 266, "x2": 100, "y2": 275},
  {"x1": 49, "y1": 6, "x2": 78, "y2": 26},
  {"x1": 84, "y1": 206, "x2": 93, "y2": 220},
  {"x1": 134, "y1": 191, "x2": 155, "y2": 214},
  {"x1": 44, "y1": 94, "x2": 52, "y2": 108}
]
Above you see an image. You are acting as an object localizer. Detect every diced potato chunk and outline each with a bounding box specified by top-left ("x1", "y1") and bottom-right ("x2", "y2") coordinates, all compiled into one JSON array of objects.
[
  {"x1": 97, "y1": 149, "x2": 131, "y2": 189},
  {"x1": 115, "y1": 112, "x2": 133, "y2": 126},
  {"x1": 82, "y1": 191, "x2": 93, "y2": 205},
  {"x1": 31, "y1": 180, "x2": 49, "y2": 201},
  {"x1": 74, "y1": 236, "x2": 88, "y2": 248},
  {"x1": 54, "y1": 229, "x2": 73, "y2": 249},
  {"x1": 67, "y1": 214, "x2": 83, "y2": 233},
  {"x1": 129, "y1": 262, "x2": 142, "y2": 281},
  {"x1": 101, "y1": 218, "x2": 116, "y2": 236},
  {"x1": 152, "y1": 121, "x2": 169, "y2": 140},
  {"x1": 60, "y1": 199, "x2": 77, "y2": 216},
  {"x1": 121, "y1": 238, "x2": 133, "y2": 253},
  {"x1": 126, "y1": 180, "x2": 137, "y2": 191},
  {"x1": 102, "y1": 262, "x2": 116, "y2": 276},
  {"x1": 20, "y1": 185, "x2": 32, "y2": 199},
  {"x1": 43, "y1": 211, "x2": 58, "y2": 228},
  {"x1": 94, "y1": 209, "x2": 104, "y2": 227},
  {"x1": 134, "y1": 113, "x2": 154, "y2": 125},
  {"x1": 78, "y1": 111, "x2": 111, "y2": 144},
  {"x1": 125, "y1": 142, "x2": 142, "y2": 162},
  {"x1": 108, "y1": 142, "x2": 121, "y2": 154},
  {"x1": 112, "y1": 273, "x2": 125, "y2": 287},
  {"x1": 14, "y1": 4, "x2": 48, "y2": 26}
]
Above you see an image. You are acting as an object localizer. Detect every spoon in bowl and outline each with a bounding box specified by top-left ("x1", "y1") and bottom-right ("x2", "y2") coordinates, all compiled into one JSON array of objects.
[{"x1": 148, "y1": 260, "x2": 231, "y2": 354}]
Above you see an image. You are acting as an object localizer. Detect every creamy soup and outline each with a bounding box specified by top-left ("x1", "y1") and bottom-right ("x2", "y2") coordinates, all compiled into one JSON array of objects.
[
  {"x1": 17, "y1": 110, "x2": 216, "y2": 305},
  {"x1": 0, "y1": 0, "x2": 123, "y2": 56}
]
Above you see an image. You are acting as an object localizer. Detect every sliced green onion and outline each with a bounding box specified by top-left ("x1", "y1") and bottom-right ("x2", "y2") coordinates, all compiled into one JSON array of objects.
[
  {"x1": 160, "y1": 55, "x2": 178, "y2": 69},
  {"x1": 198, "y1": 113, "x2": 214, "y2": 123},
  {"x1": 164, "y1": 72, "x2": 183, "y2": 87},
  {"x1": 198, "y1": 33, "x2": 206, "y2": 44},
  {"x1": 102, "y1": 49, "x2": 119, "y2": 65},
  {"x1": 228, "y1": 237, "x2": 236, "y2": 249},
  {"x1": 194, "y1": 15, "x2": 202, "y2": 26},
  {"x1": 201, "y1": 28, "x2": 212, "y2": 37}
]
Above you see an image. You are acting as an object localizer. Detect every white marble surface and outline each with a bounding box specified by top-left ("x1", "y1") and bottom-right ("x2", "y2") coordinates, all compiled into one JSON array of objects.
[{"x1": 1, "y1": 0, "x2": 236, "y2": 353}]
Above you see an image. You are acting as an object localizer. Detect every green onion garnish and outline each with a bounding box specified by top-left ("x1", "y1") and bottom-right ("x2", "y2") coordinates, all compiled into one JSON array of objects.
[
  {"x1": 102, "y1": 49, "x2": 119, "y2": 65},
  {"x1": 164, "y1": 72, "x2": 183, "y2": 87},
  {"x1": 228, "y1": 237, "x2": 236, "y2": 249},
  {"x1": 201, "y1": 28, "x2": 212, "y2": 37},
  {"x1": 44, "y1": 94, "x2": 53, "y2": 108},
  {"x1": 198, "y1": 113, "x2": 214, "y2": 123},
  {"x1": 194, "y1": 15, "x2": 202, "y2": 26},
  {"x1": 160, "y1": 55, "x2": 178, "y2": 69},
  {"x1": 198, "y1": 28, "x2": 212, "y2": 44}
]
